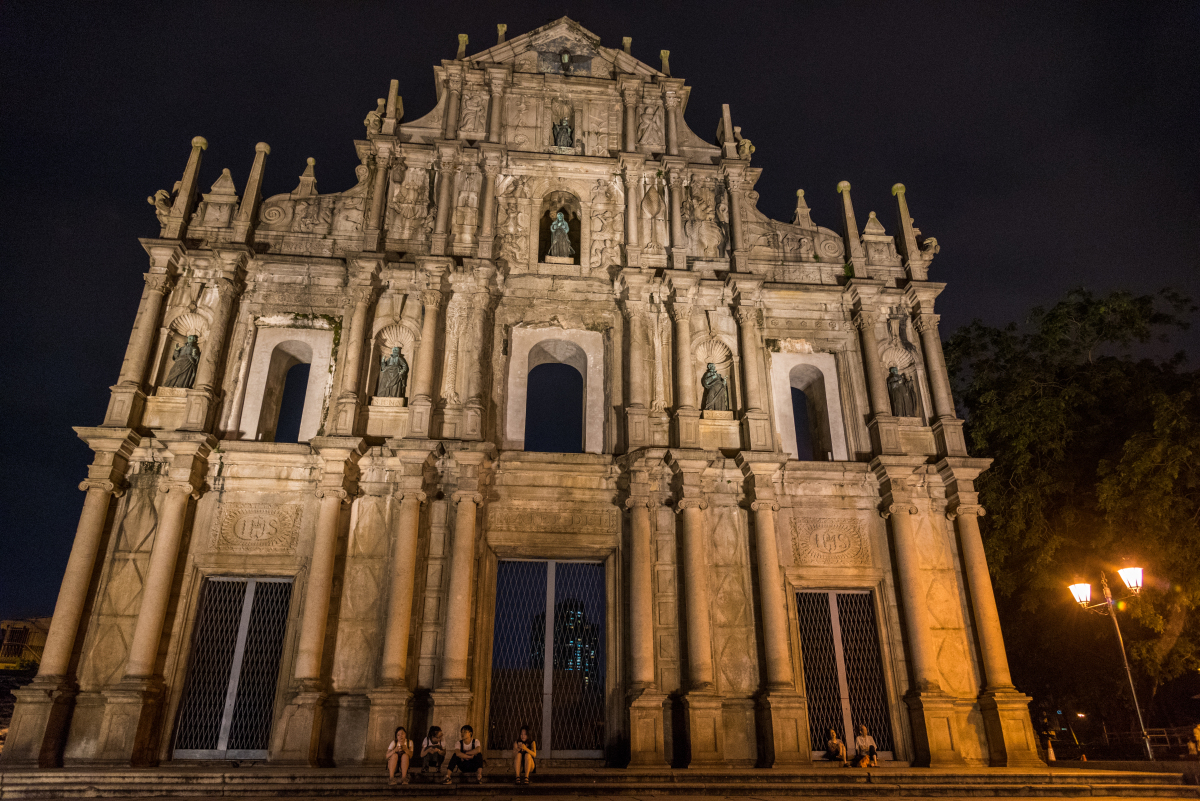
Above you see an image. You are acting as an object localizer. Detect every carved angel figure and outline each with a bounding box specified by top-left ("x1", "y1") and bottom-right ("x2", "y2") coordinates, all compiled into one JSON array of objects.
[
  {"x1": 147, "y1": 189, "x2": 174, "y2": 225},
  {"x1": 733, "y1": 126, "x2": 755, "y2": 160},
  {"x1": 364, "y1": 98, "x2": 385, "y2": 134},
  {"x1": 460, "y1": 92, "x2": 487, "y2": 133},
  {"x1": 163, "y1": 335, "x2": 200, "y2": 389},
  {"x1": 637, "y1": 105, "x2": 662, "y2": 145},
  {"x1": 376, "y1": 347, "x2": 409, "y2": 398}
]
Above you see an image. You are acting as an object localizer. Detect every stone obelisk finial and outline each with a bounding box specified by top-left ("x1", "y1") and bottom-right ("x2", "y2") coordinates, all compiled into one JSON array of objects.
[
  {"x1": 660, "y1": 50, "x2": 671, "y2": 76},
  {"x1": 497, "y1": 24, "x2": 507, "y2": 44},
  {"x1": 457, "y1": 33, "x2": 468, "y2": 59},
  {"x1": 837, "y1": 181, "x2": 867, "y2": 277},
  {"x1": 891, "y1": 183, "x2": 922, "y2": 267},
  {"x1": 163, "y1": 136, "x2": 208, "y2": 240},
  {"x1": 622, "y1": 37, "x2": 632, "y2": 55},
  {"x1": 233, "y1": 142, "x2": 270, "y2": 245}
]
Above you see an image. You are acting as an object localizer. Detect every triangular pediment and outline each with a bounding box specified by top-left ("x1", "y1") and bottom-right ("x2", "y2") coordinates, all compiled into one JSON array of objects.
[{"x1": 469, "y1": 17, "x2": 663, "y2": 79}]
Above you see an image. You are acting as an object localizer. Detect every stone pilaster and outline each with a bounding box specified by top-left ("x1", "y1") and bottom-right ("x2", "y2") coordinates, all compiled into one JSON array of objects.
[
  {"x1": 619, "y1": 78, "x2": 642, "y2": 153},
  {"x1": 430, "y1": 145, "x2": 460, "y2": 256},
  {"x1": 667, "y1": 274, "x2": 700, "y2": 448},
  {"x1": 663, "y1": 86, "x2": 681, "y2": 157},
  {"x1": 476, "y1": 149, "x2": 503, "y2": 258},
  {"x1": 182, "y1": 250, "x2": 247, "y2": 432},
  {"x1": 722, "y1": 167, "x2": 748, "y2": 273},
  {"x1": 272, "y1": 437, "x2": 364, "y2": 765},
  {"x1": 331, "y1": 269, "x2": 382, "y2": 436},
  {"x1": 406, "y1": 260, "x2": 449, "y2": 438},
  {"x1": 940, "y1": 459, "x2": 1042, "y2": 766},
  {"x1": 665, "y1": 162, "x2": 687, "y2": 271},
  {"x1": 362, "y1": 145, "x2": 394, "y2": 252},
  {"x1": 94, "y1": 433, "x2": 213, "y2": 766},
  {"x1": 620, "y1": 155, "x2": 643, "y2": 267},
  {"x1": 907, "y1": 285, "x2": 968, "y2": 457},
  {"x1": 875, "y1": 458, "x2": 966, "y2": 767},
  {"x1": 728, "y1": 276, "x2": 773, "y2": 451}
]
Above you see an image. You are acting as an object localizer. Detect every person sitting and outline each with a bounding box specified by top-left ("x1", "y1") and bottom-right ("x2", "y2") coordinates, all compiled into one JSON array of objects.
[
  {"x1": 853, "y1": 724, "x2": 879, "y2": 767},
  {"x1": 420, "y1": 726, "x2": 446, "y2": 777},
  {"x1": 443, "y1": 725, "x2": 484, "y2": 784},
  {"x1": 386, "y1": 726, "x2": 413, "y2": 785},
  {"x1": 823, "y1": 728, "x2": 848, "y2": 766},
  {"x1": 513, "y1": 725, "x2": 537, "y2": 784}
]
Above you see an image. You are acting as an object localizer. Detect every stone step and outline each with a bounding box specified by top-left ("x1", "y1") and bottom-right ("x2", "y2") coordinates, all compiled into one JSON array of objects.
[{"x1": 0, "y1": 767, "x2": 1195, "y2": 799}]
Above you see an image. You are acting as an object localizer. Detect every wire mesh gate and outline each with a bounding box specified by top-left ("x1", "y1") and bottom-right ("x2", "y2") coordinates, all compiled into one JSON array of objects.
[
  {"x1": 488, "y1": 560, "x2": 605, "y2": 757},
  {"x1": 796, "y1": 590, "x2": 894, "y2": 758},
  {"x1": 173, "y1": 577, "x2": 292, "y2": 759}
]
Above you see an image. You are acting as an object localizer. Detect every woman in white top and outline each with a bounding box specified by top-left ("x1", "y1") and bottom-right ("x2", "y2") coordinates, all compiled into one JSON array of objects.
[
  {"x1": 386, "y1": 726, "x2": 413, "y2": 785},
  {"x1": 853, "y1": 724, "x2": 878, "y2": 767},
  {"x1": 513, "y1": 724, "x2": 537, "y2": 784}
]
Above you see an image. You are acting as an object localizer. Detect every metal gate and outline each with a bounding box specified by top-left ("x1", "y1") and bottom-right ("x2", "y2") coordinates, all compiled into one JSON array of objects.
[
  {"x1": 488, "y1": 560, "x2": 605, "y2": 757},
  {"x1": 796, "y1": 590, "x2": 894, "y2": 758},
  {"x1": 173, "y1": 577, "x2": 292, "y2": 759}
]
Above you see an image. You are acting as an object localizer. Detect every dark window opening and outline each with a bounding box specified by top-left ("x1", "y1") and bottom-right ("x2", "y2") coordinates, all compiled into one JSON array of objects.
[
  {"x1": 792, "y1": 387, "x2": 816, "y2": 461},
  {"x1": 524, "y1": 362, "x2": 584, "y2": 453},
  {"x1": 274, "y1": 363, "x2": 310, "y2": 444}
]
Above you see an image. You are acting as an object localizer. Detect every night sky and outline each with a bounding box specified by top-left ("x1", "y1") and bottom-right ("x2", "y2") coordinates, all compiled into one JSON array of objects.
[{"x1": 1, "y1": 1, "x2": 1197, "y2": 619}]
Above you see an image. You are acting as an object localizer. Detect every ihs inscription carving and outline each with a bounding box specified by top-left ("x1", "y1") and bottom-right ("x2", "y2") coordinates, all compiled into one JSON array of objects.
[
  {"x1": 212, "y1": 503, "x2": 302, "y2": 553},
  {"x1": 790, "y1": 517, "x2": 869, "y2": 566}
]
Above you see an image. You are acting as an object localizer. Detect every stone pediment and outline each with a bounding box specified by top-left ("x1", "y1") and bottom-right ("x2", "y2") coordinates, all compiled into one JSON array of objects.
[{"x1": 470, "y1": 17, "x2": 663, "y2": 79}]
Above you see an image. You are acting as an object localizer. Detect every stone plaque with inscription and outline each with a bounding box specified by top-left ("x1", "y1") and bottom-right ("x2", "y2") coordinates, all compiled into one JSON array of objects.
[
  {"x1": 212, "y1": 503, "x2": 302, "y2": 553},
  {"x1": 790, "y1": 517, "x2": 869, "y2": 566}
]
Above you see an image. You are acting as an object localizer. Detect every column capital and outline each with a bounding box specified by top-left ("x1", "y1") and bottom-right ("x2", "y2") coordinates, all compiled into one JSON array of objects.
[
  {"x1": 421, "y1": 288, "x2": 444, "y2": 309},
  {"x1": 675, "y1": 497, "x2": 708, "y2": 513},
  {"x1": 78, "y1": 478, "x2": 125, "y2": 497},
  {"x1": 946, "y1": 503, "x2": 986, "y2": 521},
  {"x1": 750, "y1": 500, "x2": 779, "y2": 512},
  {"x1": 624, "y1": 496, "x2": 653, "y2": 510},
  {"x1": 315, "y1": 487, "x2": 350, "y2": 502},
  {"x1": 914, "y1": 312, "x2": 942, "y2": 334},
  {"x1": 853, "y1": 310, "x2": 882, "y2": 330},
  {"x1": 452, "y1": 491, "x2": 483, "y2": 506},
  {"x1": 394, "y1": 489, "x2": 429, "y2": 505},
  {"x1": 143, "y1": 273, "x2": 175, "y2": 295},
  {"x1": 733, "y1": 305, "x2": 760, "y2": 327},
  {"x1": 663, "y1": 91, "x2": 680, "y2": 110},
  {"x1": 879, "y1": 502, "x2": 918, "y2": 519},
  {"x1": 159, "y1": 480, "x2": 202, "y2": 500}
]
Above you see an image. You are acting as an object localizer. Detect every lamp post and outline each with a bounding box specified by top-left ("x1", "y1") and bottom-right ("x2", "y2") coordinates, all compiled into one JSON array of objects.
[{"x1": 1067, "y1": 568, "x2": 1153, "y2": 761}]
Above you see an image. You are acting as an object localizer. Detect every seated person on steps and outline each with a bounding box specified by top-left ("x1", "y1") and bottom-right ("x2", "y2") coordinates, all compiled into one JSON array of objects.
[{"x1": 443, "y1": 725, "x2": 484, "y2": 784}]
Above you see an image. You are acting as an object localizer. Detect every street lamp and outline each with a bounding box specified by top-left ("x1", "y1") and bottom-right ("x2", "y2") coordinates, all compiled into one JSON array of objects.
[{"x1": 1067, "y1": 569, "x2": 1153, "y2": 761}]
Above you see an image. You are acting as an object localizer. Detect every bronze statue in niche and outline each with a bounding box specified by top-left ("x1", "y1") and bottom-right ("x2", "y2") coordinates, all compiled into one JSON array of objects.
[
  {"x1": 376, "y1": 347, "x2": 409, "y2": 398},
  {"x1": 163, "y1": 334, "x2": 200, "y2": 389},
  {"x1": 701, "y1": 363, "x2": 729, "y2": 411}
]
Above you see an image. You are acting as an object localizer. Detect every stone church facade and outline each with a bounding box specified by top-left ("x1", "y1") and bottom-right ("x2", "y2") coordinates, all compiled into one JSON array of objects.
[{"x1": 4, "y1": 18, "x2": 1040, "y2": 769}]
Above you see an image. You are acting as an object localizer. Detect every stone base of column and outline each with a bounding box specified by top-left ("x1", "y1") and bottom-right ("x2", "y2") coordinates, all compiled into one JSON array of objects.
[
  {"x1": 672, "y1": 408, "x2": 701, "y2": 448},
  {"x1": 627, "y1": 688, "x2": 668, "y2": 767},
  {"x1": 477, "y1": 236, "x2": 496, "y2": 260},
  {"x1": 670, "y1": 247, "x2": 687, "y2": 271},
  {"x1": 0, "y1": 678, "x2": 75, "y2": 767},
  {"x1": 626, "y1": 407, "x2": 650, "y2": 449},
  {"x1": 979, "y1": 688, "x2": 1043, "y2": 767},
  {"x1": 104, "y1": 385, "x2": 146, "y2": 428},
  {"x1": 463, "y1": 400, "x2": 483, "y2": 440},
  {"x1": 932, "y1": 418, "x2": 969, "y2": 457},
  {"x1": 362, "y1": 227, "x2": 384, "y2": 253},
  {"x1": 407, "y1": 396, "x2": 434, "y2": 438},
  {"x1": 430, "y1": 233, "x2": 448, "y2": 256},
  {"x1": 92, "y1": 679, "x2": 164, "y2": 766},
  {"x1": 904, "y1": 690, "x2": 967, "y2": 767},
  {"x1": 428, "y1": 688, "x2": 473, "y2": 744},
  {"x1": 270, "y1": 687, "x2": 329, "y2": 766},
  {"x1": 740, "y1": 410, "x2": 774, "y2": 451},
  {"x1": 731, "y1": 250, "x2": 749, "y2": 273},
  {"x1": 366, "y1": 686, "x2": 414, "y2": 766},
  {"x1": 682, "y1": 692, "x2": 725, "y2": 767},
  {"x1": 624, "y1": 245, "x2": 642, "y2": 268},
  {"x1": 754, "y1": 691, "x2": 811, "y2": 767},
  {"x1": 180, "y1": 389, "x2": 216, "y2": 432},
  {"x1": 435, "y1": 404, "x2": 464, "y2": 440},
  {"x1": 329, "y1": 396, "x2": 362, "y2": 437},
  {"x1": 867, "y1": 415, "x2": 904, "y2": 455}
]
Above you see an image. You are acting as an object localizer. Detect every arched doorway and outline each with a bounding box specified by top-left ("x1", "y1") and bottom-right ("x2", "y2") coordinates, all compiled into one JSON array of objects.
[
  {"x1": 523, "y1": 342, "x2": 587, "y2": 453},
  {"x1": 789, "y1": 363, "x2": 832, "y2": 461}
]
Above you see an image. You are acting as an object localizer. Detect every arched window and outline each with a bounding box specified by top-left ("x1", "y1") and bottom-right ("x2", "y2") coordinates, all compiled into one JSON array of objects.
[
  {"x1": 769, "y1": 351, "x2": 850, "y2": 462},
  {"x1": 789, "y1": 364, "x2": 832, "y2": 461},
  {"x1": 254, "y1": 340, "x2": 315, "y2": 443},
  {"x1": 274, "y1": 363, "x2": 311, "y2": 444},
  {"x1": 524, "y1": 362, "x2": 584, "y2": 453},
  {"x1": 506, "y1": 331, "x2": 604, "y2": 453}
]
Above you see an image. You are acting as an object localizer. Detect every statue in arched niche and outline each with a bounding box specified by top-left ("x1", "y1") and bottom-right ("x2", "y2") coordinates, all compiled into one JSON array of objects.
[
  {"x1": 376, "y1": 346, "x2": 409, "y2": 398},
  {"x1": 549, "y1": 211, "x2": 574, "y2": 258},
  {"x1": 701, "y1": 363, "x2": 729, "y2": 411},
  {"x1": 163, "y1": 334, "x2": 200, "y2": 389},
  {"x1": 551, "y1": 97, "x2": 574, "y2": 148},
  {"x1": 887, "y1": 366, "x2": 919, "y2": 417}
]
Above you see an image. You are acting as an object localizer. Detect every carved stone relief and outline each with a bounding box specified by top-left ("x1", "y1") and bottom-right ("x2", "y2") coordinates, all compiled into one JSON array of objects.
[
  {"x1": 790, "y1": 516, "x2": 870, "y2": 566},
  {"x1": 211, "y1": 503, "x2": 302, "y2": 553},
  {"x1": 487, "y1": 506, "x2": 618, "y2": 535}
]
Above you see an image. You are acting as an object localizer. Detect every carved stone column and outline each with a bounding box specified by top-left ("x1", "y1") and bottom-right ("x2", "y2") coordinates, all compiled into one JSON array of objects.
[
  {"x1": 622, "y1": 298, "x2": 651, "y2": 448},
  {"x1": 734, "y1": 303, "x2": 773, "y2": 451},
  {"x1": 182, "y1": 267, "x2": 242, "y2": 432},
  {"x1": 96, "y1": 434, "x2": 213, "y2": 766},
  {"x1": 485, "y1": 79, "x2": 505, "y2": 144},
  {"x1": 1, "y1": 430, "x2": 139, "y2": 767},
  {"x1": 434, "y1": 292, "x2": 470, "y2": 439},
  {"x1": 407, "y1": 277, "x2": 444, "y2": 438},
  {"x1": 431, "y1": 152, "x2": 458, "y2": 256},
  {"x1": 625, "y1": 485, "x2": 667, "y2": 766},
  {"x1": 429, "y1": 489, "x2": 481, "y2": 739},
  {"x1": 105, "y1": 271, "x2": 175, "y2": 428},
  {"x1": 331, "y1": 285, "x2": 378, "y2": 436},
  {"x1": 476, "y1": 152, "x2": 501, "y2": 258},
  {"x1": 443, "y1": 73, "x2": 462, "y2": 140},
  {"x1": 669, "y1": 295, "x2": 700, "y2": 448},
  {"x1": 621, "y1": 160, "x2": 642, "y2": 267},
  {"x1": 462, "y1": 281, "x2": 492, "y2": 440},
  {"x1": 876, "y1": 459, "x2": 965, "y2": 767},
  {"x1": 362, "y1": 149, "x2": 393, "y2": 251},
  {"x1": 621, "y1": 84, "x2": 640, "y2": 152},
  {"x1": 854, "y1": 308, "x2": 902, "y2": 455},
  {"x1": 725, "y1": 171, "x2": 748, "y2": 272},
  {"x1": 738, "y1": 453, "x2": 809, "y2": 766},
  {"x1": 274, "y1": 438, "x2": 361, "y2": 765},
  {"x1": 367, "y1": 490, "x2": 426, "y2": 761},
  {"x1": 664, "y1": 91, "x2": 680, "y2": 157},
  {"x1": 666, "y1": 166, "x2": 687, "y2": 271},
  {"x1": 915, "y1": 312, "x2": 968, "y2": 456}
]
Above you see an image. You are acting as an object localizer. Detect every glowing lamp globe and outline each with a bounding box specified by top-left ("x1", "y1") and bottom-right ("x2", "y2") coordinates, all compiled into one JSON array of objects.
[
  {"x1": 1117, "y1": 567, "x2": 1144, "y2": 593},
  {"x1": 1068, "y1": 583, "x2": 1092, "y2": 606}
]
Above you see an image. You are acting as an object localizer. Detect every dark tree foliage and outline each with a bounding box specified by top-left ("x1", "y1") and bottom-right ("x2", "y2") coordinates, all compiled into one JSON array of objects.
[{"x1": 945, "y1": 288, "x2": 1200, "y2": 728}]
